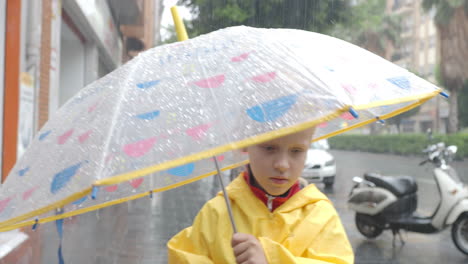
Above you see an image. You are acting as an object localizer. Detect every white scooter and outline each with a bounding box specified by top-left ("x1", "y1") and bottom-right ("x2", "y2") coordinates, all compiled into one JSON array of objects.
[{"x1": 348, "y1": 142, "x2": 468, "y2": 255}]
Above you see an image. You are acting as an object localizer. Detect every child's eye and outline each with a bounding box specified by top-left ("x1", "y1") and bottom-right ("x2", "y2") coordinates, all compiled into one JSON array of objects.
[
  {"x1": 291, "y1": 148, "x2": 305, "y2": 153},
  {"x1": 262, "y1": 146, "x2": 276, "y2": 151}
]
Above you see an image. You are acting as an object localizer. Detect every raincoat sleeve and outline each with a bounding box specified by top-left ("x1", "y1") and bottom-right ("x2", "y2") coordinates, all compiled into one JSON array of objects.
[
  {"x1": 259, "y1": 203, "x2": 354, "y2": 264},
  {"x1": 167, "y1": 200, "x2": 217, "y2": 264}
]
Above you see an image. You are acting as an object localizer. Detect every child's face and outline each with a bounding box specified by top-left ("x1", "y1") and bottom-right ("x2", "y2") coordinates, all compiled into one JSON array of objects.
[{"x1": 246, "y1": 128, "x2": 314, "y2": 196}]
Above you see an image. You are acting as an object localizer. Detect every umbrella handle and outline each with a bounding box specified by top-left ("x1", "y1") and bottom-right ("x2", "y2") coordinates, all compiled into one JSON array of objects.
[
  {"x1": 213, "y1": 157, "x2": 238, "y2": 233},
  {"x1": 170, "y1": 6, "x2": 188, "y2": 41}
]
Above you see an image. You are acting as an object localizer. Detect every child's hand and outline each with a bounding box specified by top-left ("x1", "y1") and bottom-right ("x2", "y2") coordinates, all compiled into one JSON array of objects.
[{"x1": 231, "y1": 233, "x2": 268, "y2": 264}]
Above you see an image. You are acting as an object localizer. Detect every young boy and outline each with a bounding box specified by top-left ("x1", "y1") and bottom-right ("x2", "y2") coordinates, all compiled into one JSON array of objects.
[{"x1": 167, "y1": 128, "x2": 354, "y2": 263}]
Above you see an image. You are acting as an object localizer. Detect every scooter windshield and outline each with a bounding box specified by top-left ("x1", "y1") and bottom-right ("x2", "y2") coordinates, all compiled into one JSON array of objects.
[{"x1": 444, "y1": 166, "x2": 463, "y2": 184}]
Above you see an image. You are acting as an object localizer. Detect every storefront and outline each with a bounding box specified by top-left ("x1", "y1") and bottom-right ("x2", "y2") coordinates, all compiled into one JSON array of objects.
[
  {"x1": 54, "y1": 0, "x2": 122, "y2": 110},
  {"x1": 59, "y1": 12, "x2": 86, "y2": 107}
]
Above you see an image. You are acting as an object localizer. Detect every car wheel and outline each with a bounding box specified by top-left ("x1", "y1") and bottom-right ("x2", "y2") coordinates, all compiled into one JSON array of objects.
[{"x1": 323, "y1": 176, "x2": 334, "y2": 188}]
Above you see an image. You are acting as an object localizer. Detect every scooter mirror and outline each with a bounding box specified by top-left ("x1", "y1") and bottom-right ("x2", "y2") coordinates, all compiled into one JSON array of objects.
[
  {"x1": 447, "y1": 145, "x2": 458, "y2": 155},
  {"x1": 437, "y1": 142, "x2": 445, "y2": 149},
  {"x1": 352, "y1": 176, "x2": 363, "y2": 184}
]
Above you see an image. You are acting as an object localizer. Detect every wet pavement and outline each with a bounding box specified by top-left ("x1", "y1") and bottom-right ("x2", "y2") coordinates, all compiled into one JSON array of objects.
[{"x1": 38, "y1": 150, "x2": 468, "y2": 263}]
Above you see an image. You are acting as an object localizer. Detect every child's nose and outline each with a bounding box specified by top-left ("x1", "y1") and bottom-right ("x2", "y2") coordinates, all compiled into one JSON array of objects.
[{"x1": 273, "y1": 155, "x2": 290, "y2": 172}]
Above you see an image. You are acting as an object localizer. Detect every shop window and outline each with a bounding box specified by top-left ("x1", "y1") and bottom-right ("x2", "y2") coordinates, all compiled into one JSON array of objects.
[
  {"x1": 402, "y1": 119, "x2": 415, "y2": 133},
  {"x1": 59, "y1": 19, "x2": 86, "y2": 106}
]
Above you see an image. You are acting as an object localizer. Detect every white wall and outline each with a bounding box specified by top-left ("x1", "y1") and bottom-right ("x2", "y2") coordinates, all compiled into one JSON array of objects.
[{"x1": 59, "y1": 21, "x2": 85, "y2": 106}]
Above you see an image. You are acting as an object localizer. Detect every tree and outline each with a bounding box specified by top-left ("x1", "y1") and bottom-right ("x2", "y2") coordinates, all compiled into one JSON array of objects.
[
  {"x1": 458, "y1": 81, "x2": 468, "y2": 128},
  {"x1": 331, "y1": 0, "x2": 401, "y2": 60},
  {"x1": 175, "y1": 0, "x2": 351, "y2": 38},
  {"x1": 331, "y1": 0, "x2": 404, "y2": 134},
  {"x1": 422, "y1": 0, "x2": 468, "y2": 133}
]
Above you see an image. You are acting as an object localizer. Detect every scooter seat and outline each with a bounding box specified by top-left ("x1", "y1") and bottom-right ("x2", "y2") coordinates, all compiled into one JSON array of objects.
[{"x1": 364, "y1": 173, "x2": 417, "y2": 197}]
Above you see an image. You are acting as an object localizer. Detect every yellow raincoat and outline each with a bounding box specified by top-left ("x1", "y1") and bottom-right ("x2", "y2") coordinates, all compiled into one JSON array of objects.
[{"x1": 168, "y1": 175, "x2": 354, "y2": 263}]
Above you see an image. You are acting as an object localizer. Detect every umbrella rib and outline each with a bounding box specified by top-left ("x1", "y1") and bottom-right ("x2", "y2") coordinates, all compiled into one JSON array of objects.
[{"x1": 95, "y1": 57, "x2": 142, "y2": 183}]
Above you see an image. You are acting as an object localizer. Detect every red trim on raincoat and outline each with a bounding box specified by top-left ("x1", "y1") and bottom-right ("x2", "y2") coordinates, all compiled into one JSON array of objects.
[{"x1": 243, "y1": 171, "x2": 301, "y2": 211}]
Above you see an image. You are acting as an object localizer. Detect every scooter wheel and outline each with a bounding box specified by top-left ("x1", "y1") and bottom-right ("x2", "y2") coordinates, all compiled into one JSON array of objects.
[
  {"x1": 356, "y1": 213, "x2": 383, "y2": 239},
  {"x1": 452, "y1": 213, "x2": 468, "y2": 255}
]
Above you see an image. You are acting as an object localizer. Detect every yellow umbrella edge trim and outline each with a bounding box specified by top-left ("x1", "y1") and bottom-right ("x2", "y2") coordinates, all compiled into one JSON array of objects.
[
  {"x1": 0, "y1": 160, "x2": 249, "y2": 232},
  {"x1": 313, "y1": 95, "x2": 433, "y2": 142},
  {"x1": 0, "y1": 90, "x2": 440, "y2": 230},
  {"x1": 0, "y1": 188, "x2": 92, "y2": 230},
  {"x1": 352, "y1": 90, "x2": 440, "y2": 110}
]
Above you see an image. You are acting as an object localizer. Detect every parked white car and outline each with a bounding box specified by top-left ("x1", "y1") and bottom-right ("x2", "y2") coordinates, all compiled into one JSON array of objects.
[{"x1": 302, "y1": 140, "x2": 336, "y2": 188}]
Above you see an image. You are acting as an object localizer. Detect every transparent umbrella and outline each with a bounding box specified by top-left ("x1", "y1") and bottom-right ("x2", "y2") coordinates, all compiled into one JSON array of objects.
[{"x1": 0, "y1": 25, "x2": 445, "y2": 232}]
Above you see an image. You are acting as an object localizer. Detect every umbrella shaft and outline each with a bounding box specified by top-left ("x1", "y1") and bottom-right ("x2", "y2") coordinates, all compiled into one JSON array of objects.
[{"x1": 213, "y1": 157, "x2": 237, "y2": 233}]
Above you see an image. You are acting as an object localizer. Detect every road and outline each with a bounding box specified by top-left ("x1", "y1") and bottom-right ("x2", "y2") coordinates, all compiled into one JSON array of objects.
[{"x1": 39, "y1": 150, "x2": 468, "y2": 263}]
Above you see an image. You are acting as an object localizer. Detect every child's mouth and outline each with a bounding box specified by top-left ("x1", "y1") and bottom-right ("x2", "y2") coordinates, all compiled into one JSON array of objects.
[{"x1": 270, "y1": 177, "x2": 289, "y2": 184}]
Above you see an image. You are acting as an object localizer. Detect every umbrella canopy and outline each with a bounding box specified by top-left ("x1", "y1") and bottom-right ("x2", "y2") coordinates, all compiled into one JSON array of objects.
[{"x1": 0, "y1": 26, "x2": 443, "y2": 231}]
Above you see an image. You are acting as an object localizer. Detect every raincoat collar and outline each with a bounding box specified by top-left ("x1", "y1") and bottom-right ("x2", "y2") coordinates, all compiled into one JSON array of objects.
[
  {"x1": 242, "y1": 169, "x2": 301, "y2": 212},
  {"x1": 224, "y1": 173, "x2": 328, "y2": 214}
]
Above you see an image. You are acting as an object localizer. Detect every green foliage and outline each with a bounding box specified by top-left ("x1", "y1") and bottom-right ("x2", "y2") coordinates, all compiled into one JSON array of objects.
[
  {"x1": 330, "y1": 0, "x2": 401, "y2": 56},
  {"x1": 176, "y1": 0, "x2": 351, "y2": 37},
  {"x1": 161, "y1": 25, "x2": 179, "y2": 44},
  {"x1": 329, "y1": 133, "x2": 468, "y2": 159},
  {"x1": 422, "y1": 0, "x2": 468, "y2": 25}
]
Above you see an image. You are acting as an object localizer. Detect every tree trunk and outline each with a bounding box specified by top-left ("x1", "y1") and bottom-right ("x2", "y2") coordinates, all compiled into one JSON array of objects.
[
  {"x1": 363, "y1": 32, "x2": 385, "y2": 57},
  {"x1": 437, "y1": 7, "x2": 468, "y2": 133},
  {"x1": 447, "y1": 87, "x2": 459, "y2": 133}
]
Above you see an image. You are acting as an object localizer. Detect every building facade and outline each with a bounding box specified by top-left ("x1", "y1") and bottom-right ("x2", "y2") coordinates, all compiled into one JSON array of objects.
[
  {"x1": 0, "y1": 0, "x2": 163, "y2": 262},
  {"x1": 387, "y1": 0, "x2": 449, "y2": 133}
]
